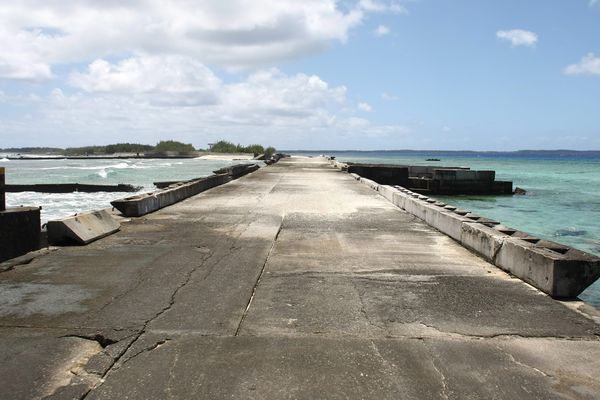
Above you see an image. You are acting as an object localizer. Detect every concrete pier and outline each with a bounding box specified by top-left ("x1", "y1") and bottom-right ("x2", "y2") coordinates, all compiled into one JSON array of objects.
[{"x1": 1, "y1": 157, "x2": 600, "y2": 399}]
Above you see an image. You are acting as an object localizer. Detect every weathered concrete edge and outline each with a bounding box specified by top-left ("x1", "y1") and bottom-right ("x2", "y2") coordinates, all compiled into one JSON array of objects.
[
  {"x1": 0, "y1": 247, "x2": 57, "y2": 272},
  {"x1": 344, "y1": 165, "x2": 600, "y2": 299},
  {"x1": 111, "y1": 164, "x2": 260, "y2": 217}
]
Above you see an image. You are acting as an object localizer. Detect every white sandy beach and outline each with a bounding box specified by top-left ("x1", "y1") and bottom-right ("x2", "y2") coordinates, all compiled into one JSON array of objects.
[{"x1": 195, "y1": 153, "x2": 255, "y2": 160}]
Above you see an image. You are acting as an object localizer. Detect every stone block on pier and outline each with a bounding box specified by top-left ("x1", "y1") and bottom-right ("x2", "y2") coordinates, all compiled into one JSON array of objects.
[
  {"x1": 495, "y1": 237, "x2": 600, "y2": 298},
  {"x1": 0, "y1": 207, "x2": 41, "y2": 262},
  {"x1": 47, "y1": 209, "x2": 120, "y2": 245}
]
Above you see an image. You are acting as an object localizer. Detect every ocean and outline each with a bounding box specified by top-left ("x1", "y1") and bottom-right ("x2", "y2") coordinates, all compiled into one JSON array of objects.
[
  {"x1": 0, "y1": 156, "x2": 243, "y2": 223},
  {"x1": 2, "y1": 151, "x2": 600, "y2": 308}
]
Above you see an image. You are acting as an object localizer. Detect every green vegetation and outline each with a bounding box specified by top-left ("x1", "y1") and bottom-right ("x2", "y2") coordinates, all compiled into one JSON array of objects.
[
  {"x1": 64, "y1": 146, "x2": 104, "y2": 156},
  {"x1": 154, "y1": 140, "x2": 195, "y2": 153},
  {"x1": 105, "y1": 143, "x2": 154, "y2": 154},
  {"x1": 3, "y1": 139, "x2": 277, "y2": 157},
  {"x1": 265, "y1": 146, "x2": 276, "y2": 158},
  {"x1": 209, "y1": 140, "x2": 238, "y2": 153},
  {"x1": 209, "y1": 140, "x2": 277, "y2": 156},
  {"x1": 0, "y1": 147, "x2": 63, "y2": 155},
  {"x1": 63, "y1": 143, "x2": 154, "y2": 155}
]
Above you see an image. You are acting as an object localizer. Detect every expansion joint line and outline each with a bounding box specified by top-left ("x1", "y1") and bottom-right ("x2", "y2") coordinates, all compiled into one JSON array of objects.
[{"x1": 235, "y1": 215, "x2": 284, "y2": 336}]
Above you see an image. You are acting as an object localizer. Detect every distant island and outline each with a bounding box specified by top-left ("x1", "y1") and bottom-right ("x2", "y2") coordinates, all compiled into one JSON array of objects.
[
  {"x1": 1, "y1": 140, "x2": 277, "y2": 158},
  {"x1": 286, "y1": 149, "x2": 600, "y2": 158}
]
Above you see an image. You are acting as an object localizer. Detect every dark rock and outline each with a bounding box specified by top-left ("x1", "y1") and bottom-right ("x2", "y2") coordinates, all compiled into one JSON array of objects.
[
  {"x1": 555, "y1": 227, "x2": 587, "y2": 237},
  {"x1": 514, "y1": 187, "x2": 527, "y2": 195}
]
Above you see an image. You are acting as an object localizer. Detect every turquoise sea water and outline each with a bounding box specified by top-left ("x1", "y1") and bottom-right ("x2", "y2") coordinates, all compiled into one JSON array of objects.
[
  {"x1": 2, "y1": 152, "x2": 600, "y2": 308},
  {"x1": 295, "y1": 151, "x2": 600, "y2": 308}
]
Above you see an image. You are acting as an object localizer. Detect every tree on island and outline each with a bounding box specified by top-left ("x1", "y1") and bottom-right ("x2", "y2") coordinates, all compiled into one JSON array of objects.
[
  {"x1": 105, "y1": 143, "x2": 154, "y2": 154},
  {"x1": 154, "y1": 140, "x2": 196, "y2": 154},
  {"x1": 209, "y1": 140, "x2": 276, "y2": 157}
]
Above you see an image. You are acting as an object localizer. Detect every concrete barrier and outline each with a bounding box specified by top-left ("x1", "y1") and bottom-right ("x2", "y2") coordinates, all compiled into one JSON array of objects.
[
  {"x1": 346, "y1": 163, "x2": 409, "y2": 185},
  {"x1": 356, "y1": 180, "x2": 600, "y2": 298},
  {"x1": 461, "y1": 222, "x2": 510, "y2": 262},
  {"x1": 377, "y1": 185, "x2": 396, "y2": 202},
  {"x1": 359, "y1": 177, "x2": 380, "y2": 191},
  {"x1": 47, "y1": 209, "x2": 120, "y2": 245},
  {"x1": 111, "y1": 173, "x2": 230, "y2": 217},
  {"x1": 0, "y1": 206, "x2": 41, "y2": 262},
  {"x1": 494, "y1": 237, "x2": 600, "y2": 298},
  {"x1": 334, "y1": 161, "x2": 348, "y2": 171},
  {"x1": 213, "y1": 164, "x2": 259, "y2": 179}
]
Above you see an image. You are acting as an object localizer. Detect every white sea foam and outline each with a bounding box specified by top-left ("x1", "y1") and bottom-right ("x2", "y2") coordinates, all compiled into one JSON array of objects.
[
  {"x1": 40, "y1": 162, "x2": 133, "y2": 171},
  {"x1": 0, "y1": 157, "x2": 9, "y2": 162}
]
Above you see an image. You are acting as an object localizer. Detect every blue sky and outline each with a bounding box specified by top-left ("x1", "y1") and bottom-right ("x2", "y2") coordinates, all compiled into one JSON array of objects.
[{"x1": 0, "y1": 0, "x2": 599, "y2": 150}]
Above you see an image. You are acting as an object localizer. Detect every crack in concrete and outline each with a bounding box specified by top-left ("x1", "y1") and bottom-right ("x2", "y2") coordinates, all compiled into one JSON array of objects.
[
  {"x1": 368, "y1": 339, "x2": 406, "y2": 393},
  {"x1": 351, "y1": 277, "x2": 386, "y2": 332},
  {"x1": 235, "y1": 215, "x2": 284, "y2": 336},
  {"x1": 78, "y1": 223, "x2": 252, "y2": 398},
  {"x1": 236, "y1": 328, "x2": 600, "y2": 342},
  {"x1": 494, "y1": 343, "x2": 553, "y2": 379},
  {"x1": 118, "y1": 338, "x2": 172, "y2": 367},
  {"x1": 491, "y1": 240, "x2": 505, "y2": 264},
  {"x1": 60, "y1": 333, "x2": 118, "y2": 348},
  {"x1": 422, "y1": 341, "x2": 450, "y2": 400}
]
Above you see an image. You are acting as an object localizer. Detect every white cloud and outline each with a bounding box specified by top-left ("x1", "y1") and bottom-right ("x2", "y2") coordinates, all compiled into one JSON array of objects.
[
  {"x1": 0, "y1": 1, "x2": 415, "y2": 148},
  {"x1": 69, "y1": 55, "x2": 222, "y2": 106},
  {"x1": 564, "y1": 53, "x2": 600, "y2": 76},
  {"x1": 375, "y1": 25, "x2": 391, "y2": 37},
  {"x1": 0, "y1": 0, "x2": 412, "y2": 81},
  {"x1": 0, "y1": 27, "x2": 54, "y2": 81},
  {"x1": 2, "y1": 56, "x2": 409, "y2": 148},
  {"x1": 590, "y1": 0, "x2": 598, "y2": 6},
  {"x1": 442, "y1": 126, "x2": 451, "y2": 132},
  {"x1": 381, "y1": 92, "x2": 399, "y2": 101},
  {"x1": 358, "y1": 102, "x2": 372, "y2": 112},
  {"x1": 359, "y1": 0, "x2": 407, "y2": 14},
  {"x1": 496, "y1": 29, "x2": 538, "y2": 47}
]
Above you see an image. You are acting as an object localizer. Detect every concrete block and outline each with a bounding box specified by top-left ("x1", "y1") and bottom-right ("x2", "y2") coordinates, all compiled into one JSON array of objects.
[
  {"x1": 213, "y1": 164, "x2": 259, "y2": 179},
  {"x1": 359, "y1": 177, "x2": 380, "y2": 191},
  {"x1": 47, "y1": 209, "x2": 120, "y2": 245},
  {"x1": 112, "y1": 173, "x2": 230, "y2": 217},
  {"x1": 460, "y1": 222, "x2": 509, "y2": 262},
  {"x1": 425, "y1": 209, "x2": 471, "y2": 242},
  {"x1": 377, "y1": 185, "x2": 399, "y2": 203},
  {"x1": 0, "y1": 207, "x2": 41, "y2": 262},
  {"x1": 402, "y1": 197, "x2": 431, "y2": 221},
  {"x1": 347, "y1": 164, "x2": 409, "y2": 185},
  {"x1": 391, "y1": 190, "x2": 407, "y2": 209},
  {"x1": 495, "y1": 237, "x2": 600, "y2": 298},
  {"x1": 349, "y1": 173, "x2": 361, "y2": 180},
  {"x1": 333, "y1": 161, "x2": 348, "y2": 170}
]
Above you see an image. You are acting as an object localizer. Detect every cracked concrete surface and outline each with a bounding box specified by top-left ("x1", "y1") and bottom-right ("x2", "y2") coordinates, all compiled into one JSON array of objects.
[{"x1": 1, "y1": 156, "x2": 600, "y2": 399}]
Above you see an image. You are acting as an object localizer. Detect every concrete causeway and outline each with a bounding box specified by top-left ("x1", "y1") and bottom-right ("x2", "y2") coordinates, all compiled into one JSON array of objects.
[{"x1": 2, "y1": 156, "x2": 600, "y2": 399}]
